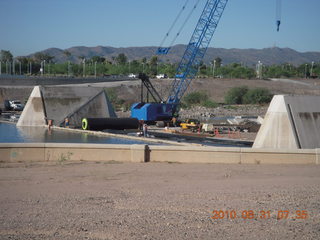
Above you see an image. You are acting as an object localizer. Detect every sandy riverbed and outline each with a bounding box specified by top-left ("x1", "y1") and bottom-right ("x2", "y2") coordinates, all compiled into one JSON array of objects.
[{"x1": 0, "y1": 161, "x2": 319, "y2": 239}]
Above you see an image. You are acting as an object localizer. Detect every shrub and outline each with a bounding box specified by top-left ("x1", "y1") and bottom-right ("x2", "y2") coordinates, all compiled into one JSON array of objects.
[
  {"x1": 182, "y1": 91, "x2": 217, "y2": 108},
  {"x1": 202, "y1": 99, "x2": 218, "y2": 108},
  {"x1": 243, "y1": 88, "x2": 273, "y2": 104},
  {"x1": 224, "y1": 86, "x2": 249, "y2": 104},
  {"x1": 183, "y1": 91, "x2": 208, "y2": 106}
]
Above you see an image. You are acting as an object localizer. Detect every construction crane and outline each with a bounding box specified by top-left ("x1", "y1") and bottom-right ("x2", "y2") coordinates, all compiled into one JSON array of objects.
[{"x1": 131, "y1": 0, "x2": 229, "y2": 122}]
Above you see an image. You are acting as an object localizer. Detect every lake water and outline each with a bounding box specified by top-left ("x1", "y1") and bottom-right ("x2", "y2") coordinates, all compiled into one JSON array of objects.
[{"x1": 0, "y1": 122, "x2": 153, "y2": 145}]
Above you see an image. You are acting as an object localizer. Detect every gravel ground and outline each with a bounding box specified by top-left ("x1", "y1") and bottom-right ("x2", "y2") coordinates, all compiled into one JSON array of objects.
[{"x1": 0, "y1": 162, "x2": 319, "y2": 240}]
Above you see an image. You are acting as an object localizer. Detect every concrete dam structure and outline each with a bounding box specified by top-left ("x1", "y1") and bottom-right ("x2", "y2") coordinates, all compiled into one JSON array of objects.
[
  {"x1": 253, "y1": 95, "x2": 320, "y2": 149},
  {"x1": 17, "y1": 86, "x2": 116, "y2": 127}
]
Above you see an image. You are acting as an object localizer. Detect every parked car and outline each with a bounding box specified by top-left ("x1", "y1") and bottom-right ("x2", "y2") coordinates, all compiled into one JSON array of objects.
[
  {"x1": 5, "y1": 100, "x2": 25, "y2": 111},
  {"x1": 156, "y1": 74, "x2": 167, "y2": 79},
  {"x1": 11, "y1": 100, "x2": 24, "y2": 111},
  {"x1": 128, "y1": 73, "x2": 137, "y2": 78}
]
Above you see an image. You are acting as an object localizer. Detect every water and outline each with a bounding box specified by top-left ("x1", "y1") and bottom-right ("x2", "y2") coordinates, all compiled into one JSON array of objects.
[
  {"x1": 0, "y1": 122, "x2": 154, "y2": 145},
  {"x1": 0, "y1": 122, "x2": 251, "y2": 147}
]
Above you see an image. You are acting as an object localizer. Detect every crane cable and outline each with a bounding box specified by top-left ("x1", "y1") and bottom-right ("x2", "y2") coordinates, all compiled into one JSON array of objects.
[
  {"x1": 159, "y1": 0, "x2": 190, "y2": 48},
  {"x1": 168, "y1": 0, "x2": 202, "y2": 47},
  {"x1": 158, "y1": 0, "x2": 202, "y2": 52},
  {"x1": 276, "y1": 0, "x2": 281, "y2": 31}
]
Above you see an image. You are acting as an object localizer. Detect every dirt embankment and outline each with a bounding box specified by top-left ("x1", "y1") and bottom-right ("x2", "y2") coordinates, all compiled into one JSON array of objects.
[
  {"x1": 1, "y1": 77, "x2": 319, "y2": 117},
  {"x1": 114, "y1": 77, "x2": 320, "y2": 118},
  {"x1": 0, "y1": 162, "x2": 319, "y2": 240}
]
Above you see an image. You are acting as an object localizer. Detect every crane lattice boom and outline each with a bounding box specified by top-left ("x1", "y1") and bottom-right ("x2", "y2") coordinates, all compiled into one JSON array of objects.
[{"x1": 167, "y1": 0, "x2": 228, "y2": 104}]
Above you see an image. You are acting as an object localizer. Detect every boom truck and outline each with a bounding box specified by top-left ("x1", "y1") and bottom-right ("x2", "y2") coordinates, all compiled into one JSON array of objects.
[{"x1": 131, "y1": 0, "x2": 229, "y2": 123}]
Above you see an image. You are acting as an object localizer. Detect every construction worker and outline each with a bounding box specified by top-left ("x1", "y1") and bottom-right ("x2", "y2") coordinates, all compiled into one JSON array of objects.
[{"x1": 143, "y1": 123, "x2": 148, "y2": 137}]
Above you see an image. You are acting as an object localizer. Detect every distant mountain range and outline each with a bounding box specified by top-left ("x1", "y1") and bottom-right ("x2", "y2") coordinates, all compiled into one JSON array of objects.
[{"x1": 29, "y1": 45, "x2": 320, "y2": 66}]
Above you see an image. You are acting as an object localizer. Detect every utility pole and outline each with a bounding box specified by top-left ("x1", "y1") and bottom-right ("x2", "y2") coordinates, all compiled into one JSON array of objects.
[
  {"x1": 310, "y1": 61, "x2": 314, "y2": 77},
  {"x1": 12, "y1": 59, "x2": 15, "y2": 75},
  {"x1": 83, "y1": 59, "x2": 86, "y2": 77},
  {"x1": 304, "y1": 64, "x2": 308, "y2": 78},
  {"x1": 94, "y1": 61, "x2": 97, "y2": 78},
  {"x1": 68, "y1": 61, "x2": 70, "y2": 77},
  {"x1": 0, "y1": 61, "x2": 1, "y2": 75},
  {"x1": 213, "y1": 59, "x2": 216, "y2": 78},
  {"x1": 19, "y1": 61, "x2": 21, "y2": 75},
  {"x1": 44, "y1": 60, "x2": 46, "y2": 76},
  {"x1": 256, "y1": 61, "x2": 263, "y2": 79}
]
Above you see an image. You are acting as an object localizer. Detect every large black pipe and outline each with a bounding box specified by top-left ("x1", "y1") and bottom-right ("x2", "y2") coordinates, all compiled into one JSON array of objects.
[{"x1": 82, "y1": 117, "x2": 140, "y2": 131}]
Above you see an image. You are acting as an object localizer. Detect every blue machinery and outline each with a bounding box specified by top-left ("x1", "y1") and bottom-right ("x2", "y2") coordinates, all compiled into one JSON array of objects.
[{"x1": 131, "y1": 0, "x2": 229, "y2": 122}]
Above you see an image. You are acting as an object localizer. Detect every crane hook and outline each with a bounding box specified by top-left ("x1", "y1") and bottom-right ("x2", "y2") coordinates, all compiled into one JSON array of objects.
[
  {"x1": 276, "y1": 20, "x2": 281, "y2": 32},
  {"x1": 276, "y1": 0, "x2": 281, "y2": 32}
]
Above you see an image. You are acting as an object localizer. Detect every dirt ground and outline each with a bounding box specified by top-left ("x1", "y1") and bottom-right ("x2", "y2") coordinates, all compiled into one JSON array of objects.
[{"x1": 0, "y1": 161, "x2": 319, "y2": 240}]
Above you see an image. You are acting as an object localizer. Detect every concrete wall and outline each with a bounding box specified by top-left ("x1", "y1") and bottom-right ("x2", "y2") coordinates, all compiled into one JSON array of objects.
[
  {"x1": 0, "y1": 143, "x2": 318, "y2": 165},
  {"x1": 149, "y1": 146, "x2": 316, "y2": 164},
  {"x1": 0, "y1": 143, "x2": 147, "y2": 163},
  {"x1": 17, "y1": 86, "x2": 116, "y2": 127},
  {"x1": 17, "y1": 86, "x2": 46, "y2": 126},
  {"x1": 0, "y1": 76, "x2": 133, "y2": 86},
  {"x1": 253, "y1": 95, "x2": 320, "y2": 149},
  {"x1": 0, "y1": 87, "x2": 33, "y2": 107}
]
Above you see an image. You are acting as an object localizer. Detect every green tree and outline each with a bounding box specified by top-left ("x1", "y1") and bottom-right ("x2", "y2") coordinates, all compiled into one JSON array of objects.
[
  {"x1": 115, "y1": 53, "x2": 127, "y2": 65},
  {"x1": 224, "y1": 86, "x2": 249, "y2": 104},
  {"x1": 214, "y1": 57, "x2": 222, "y2": 68},
  {"x1": 149, "y1": 56, "x2": 158, "y2": 75},
  {"x1": 0, "y1": 50, "x2": 13, "y2": 62},
  {"x1": 183, "y1": 91, "x2": 217, "y2": 108},
  {"x1": 91, "y1": 56, "x2": 105, "y2": 63},
  {"x1": 63, "y1": 50, "x2": 71, "y2": 58},
  {"x1": 243, "y1": 88, "x2": 273, "y2": 104},
  {"x1": 141, "y1": 57, "x2": 148, "y2": 73},
  {"x1": 33, "y1": 52, "x2": 54, "y2": 63}
]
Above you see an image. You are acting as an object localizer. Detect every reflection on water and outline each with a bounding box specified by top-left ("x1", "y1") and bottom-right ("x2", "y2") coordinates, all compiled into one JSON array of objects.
[{"x1": 0, "y1": 122, "x2": 148, "y2": 144}]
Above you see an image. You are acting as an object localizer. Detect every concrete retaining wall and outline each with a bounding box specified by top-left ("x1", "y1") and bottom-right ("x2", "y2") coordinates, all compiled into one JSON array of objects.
[
  {"x1": 0, "y1": 143, "x2": 318, "y2": 165},
  {"x1": 0, "y1": 76, "x2": 133, "y2": 86},
  {"x1": 149, "y1": 146, "x2": 316, "y2": 164}
]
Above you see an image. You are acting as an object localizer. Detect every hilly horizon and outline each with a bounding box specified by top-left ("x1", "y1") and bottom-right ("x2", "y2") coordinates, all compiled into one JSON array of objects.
[{"x1": 28, "y1": 45, "x2": 320, "y2": 67}]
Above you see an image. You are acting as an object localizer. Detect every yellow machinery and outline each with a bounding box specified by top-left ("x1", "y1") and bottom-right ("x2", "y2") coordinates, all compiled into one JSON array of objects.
[{"x1": 180, "y1": 119, "x2": 200, "y2": 130}]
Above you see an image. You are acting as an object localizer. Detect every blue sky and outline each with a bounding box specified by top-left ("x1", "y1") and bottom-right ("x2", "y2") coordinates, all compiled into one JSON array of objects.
[{"x1": 0, "y1": 0, "x2": 319, "y2": 56}]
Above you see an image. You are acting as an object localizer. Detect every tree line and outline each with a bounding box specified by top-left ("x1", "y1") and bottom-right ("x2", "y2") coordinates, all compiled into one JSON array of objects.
[{"x1": 0, "y1": 50, "x2": 319, "y2": 79}]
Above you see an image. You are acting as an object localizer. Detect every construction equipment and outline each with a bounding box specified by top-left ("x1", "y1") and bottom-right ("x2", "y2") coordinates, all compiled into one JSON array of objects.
[
  {"x1": 180, "y1": 118, "x2": 200, "y2": 130},
  {"x1": 82, "y1": 117, "x2": 140, "y2": 131},
  {"x1": 131, "y1": 0, "x2": 228, "y2": 122}
]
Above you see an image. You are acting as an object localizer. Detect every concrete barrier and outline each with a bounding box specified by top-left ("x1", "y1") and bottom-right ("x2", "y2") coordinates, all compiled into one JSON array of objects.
[
  {"x1": 253, "y1": 95, "x2": 320, "y2": 149},
  {"x1": 316, "y1": 148, "x2": 320, "y2": 165},
  {"x1": 240, "y1": 148, "x2": 316, "y2": 164},
  {"x1": 0, "y1": 143, "x2": 134, "y2": 163},
  {"x1": 149, "y1": 146, "x2": 242, "y2": 164},
  {"x1": 0, "y1": 143, "x2": 45, "y2": 162},
  {"x1": 0, "y1": 143, "x2": 318, "y2": 164}
]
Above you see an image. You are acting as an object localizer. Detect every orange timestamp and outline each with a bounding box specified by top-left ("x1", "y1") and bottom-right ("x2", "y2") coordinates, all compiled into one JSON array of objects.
[{"x1": 210, "y1": 210, "x2": 308, "y2": 220}]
